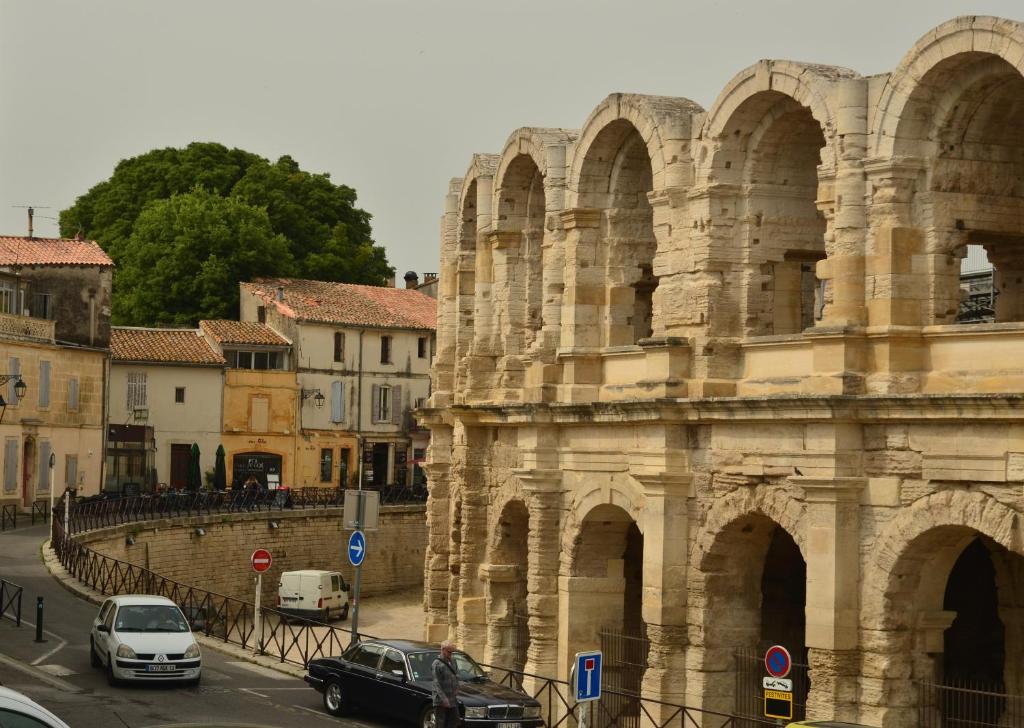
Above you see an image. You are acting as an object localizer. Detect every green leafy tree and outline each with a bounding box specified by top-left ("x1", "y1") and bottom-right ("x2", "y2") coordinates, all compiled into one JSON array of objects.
[
  {"x1": 115, "y1": 189, "x2": 293, "y2": 326},
  {"x1": 60, "y1": 142, "x2": 392, "y2": 324}
]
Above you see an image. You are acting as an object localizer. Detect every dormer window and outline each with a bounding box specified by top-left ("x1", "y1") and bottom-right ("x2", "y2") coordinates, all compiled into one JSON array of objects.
[{"x1": 225, "y1": 349, "x2": 285, "y2": 370}]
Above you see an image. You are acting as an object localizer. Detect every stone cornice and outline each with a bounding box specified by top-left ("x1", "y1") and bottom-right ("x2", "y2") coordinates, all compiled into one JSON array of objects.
[
  {"x1": 792, "y1": 476, "x2": 866, "y2": 503},
  {"x1": 559, "y1": 208, "x2": 603, "y2": 230}
]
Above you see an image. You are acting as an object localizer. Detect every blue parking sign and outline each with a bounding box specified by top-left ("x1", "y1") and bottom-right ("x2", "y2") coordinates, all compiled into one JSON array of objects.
[{"x1": 574, "y1": 651, "x2": 602, "y2": 702}]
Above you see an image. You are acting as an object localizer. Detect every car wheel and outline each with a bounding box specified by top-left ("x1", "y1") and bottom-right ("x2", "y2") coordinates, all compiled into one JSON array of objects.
[
  {"x1": 320, "y1": 608, "x2": 330, "y2": 623},
  {"x1": 419, "y1": 705, "x2": 437, "y2": 728},
  {"x1": 90, "y1": 637, "x2": 101, "y2": 668},
  {"x1": 339, "y1": 604, "x2": 349, "y2": 621},
  {"x1": 106, "y1": 658, "x2": 120, "y2": 687},
  {"x1": 322, "y1": 680, "x2": 347, "y2": 716}
]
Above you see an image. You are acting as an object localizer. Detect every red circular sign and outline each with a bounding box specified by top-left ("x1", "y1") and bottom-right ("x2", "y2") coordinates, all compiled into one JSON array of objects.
[
  {"x1": 764, "y1": 645, "x2": 792, "y2": 678},
  {"x1": 251, "y1": 548, "x2": 273, "y2": 573}
]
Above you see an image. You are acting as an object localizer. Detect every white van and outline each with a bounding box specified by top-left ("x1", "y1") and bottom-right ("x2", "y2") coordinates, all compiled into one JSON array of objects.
[{"x1": 277, "y1": 570, "x2": 350, "y2": 622}]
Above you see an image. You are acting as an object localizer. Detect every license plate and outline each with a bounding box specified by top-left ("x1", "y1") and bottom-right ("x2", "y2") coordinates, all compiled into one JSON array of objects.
[
  {"x1": 497, "y1": 724, "x2": 520, "y2": 728},
  {"x1": 146, "y1": 664, "x2": 176, "y2": 672}
]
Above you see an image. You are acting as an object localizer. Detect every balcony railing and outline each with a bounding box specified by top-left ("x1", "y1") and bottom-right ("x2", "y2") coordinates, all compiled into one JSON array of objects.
[{"x1": 0, "y1": 310, "x2": 55, "y2": 342}]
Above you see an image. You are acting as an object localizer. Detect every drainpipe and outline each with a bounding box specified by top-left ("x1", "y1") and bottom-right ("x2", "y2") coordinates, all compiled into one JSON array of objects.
[
  {"x1": 355, "y1": 330, "x2": 365, "y2": 489},
  {"x1": 99, "y1": 352, "x2": 110, "y2": 495}
]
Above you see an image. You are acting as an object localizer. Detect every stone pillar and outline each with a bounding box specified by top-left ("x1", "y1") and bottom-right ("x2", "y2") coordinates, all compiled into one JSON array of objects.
[
  {"x1": 433, "y1": 179, "x2": 462, "y2": 404},
  {"x1": 988, "y1": 244, "x2": 1024, "y2": 322},
  {"x1": 558, "y1": 208, "x2": 604, "y2": 402},
  {"x1": 633, "y1": 471, "x2": 691, "y2": 724},
  {"x1": 453, "y1": 426, "x2": 490, "y2": 656},
  {"x1": 423, "y1": 457, "x2": 453, "y2": 643},
  {"x1": 796, "y1": 476, "x2": 865, "y2": 722},
  {"x1": 482, "y1": 563, "x2": 522, "y2": 667},
  {"x1": 515, "y1": 467, "x2": 563, "y2": 688}
]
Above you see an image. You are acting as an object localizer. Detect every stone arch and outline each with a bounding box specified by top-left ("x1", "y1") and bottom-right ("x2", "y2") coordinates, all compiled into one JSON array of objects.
[
  {"x1": 868, "y1": 17, "x2": 1024, "y2": 326},
  {"x1": 562, "y1": 480, "x2": 645, "y2": 563},
  {"x1": 562, "y1": 94, "x2": 701, "y2": 348},
  {"x1": 688, "y1": 486, "x2": 808, "y2": 715},
  {"x1": 871, "y1": 16, "x2": 1024, "y2": 159},
  {"x1": 859, "y1": 490, "x2": 1024, "y2": 728},
  {"x1": 696, "y1": 61, "x2": 856, "y2": 337}
]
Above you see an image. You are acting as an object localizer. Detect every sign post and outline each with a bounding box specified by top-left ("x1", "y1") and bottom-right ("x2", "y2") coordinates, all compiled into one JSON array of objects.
[
  {"x1": 572, "y1": 650, "x2": 602, "y2": 728},
  {"x1": 251, "y1": 548, "x2": 272, "y2": 656},
  {"x1": 763, "y1": 645, "x2": 793, "y2": 722},
  {"x1": 347, "y1": 493, "x2": 368, "y2": 645}
]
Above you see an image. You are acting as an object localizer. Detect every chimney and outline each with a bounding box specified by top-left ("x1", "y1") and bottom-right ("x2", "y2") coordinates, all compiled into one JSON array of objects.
[
  {"x1": 27, "y1": 207, "x2": 34, "y2": 239},
  {"x1": 403, "y1": 271, "x2": 419, "y2": 289},
  {"x1": 276, "y1": 286, "x2": 285, "y2": 302}
]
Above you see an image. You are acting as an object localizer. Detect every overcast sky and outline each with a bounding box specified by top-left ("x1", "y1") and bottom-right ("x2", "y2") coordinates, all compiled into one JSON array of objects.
[{"x1": 1, "y1": 0, "x2": 1021, "y2": 278}]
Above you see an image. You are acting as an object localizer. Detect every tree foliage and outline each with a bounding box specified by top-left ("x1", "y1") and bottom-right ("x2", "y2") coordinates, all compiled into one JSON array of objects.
[
  {"x1": 60, "y1": 142, "x2": 393, "y2": 325},
  {"x1": 115, "y1": 189, "x2": 293, "y2": 325}
]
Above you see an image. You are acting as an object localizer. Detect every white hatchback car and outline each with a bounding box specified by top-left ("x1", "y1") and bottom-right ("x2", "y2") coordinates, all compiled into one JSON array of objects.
[
  {"x1": 90, "y1": 595, "x2": 201, "y2": 686},
  {"x1": 0, "y1": 686, "x2": 70, "y2": 727}
]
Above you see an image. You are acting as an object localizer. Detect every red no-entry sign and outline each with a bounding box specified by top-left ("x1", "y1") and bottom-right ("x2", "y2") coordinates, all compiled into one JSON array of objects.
[
  {"x1": 251, "y1": 548, "x2": 273, "y2": 573},
  {"x1": 764, "y1": 645, "x2": 792, "y2": 679}
]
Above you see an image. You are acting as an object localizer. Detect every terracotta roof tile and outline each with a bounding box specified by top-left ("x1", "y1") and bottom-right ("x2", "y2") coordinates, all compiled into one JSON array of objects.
[
  {"x1": 0, "y1": 236, "x2": 114, "y2": 267},
  {"x1": 243, "y1": 279, "x2": 437, "y2": 330},
  {"x1": 199, "y1": 320, "x2": 290, "y2": 346},
  {"x1": 111, "y1": 327, "x2": 225, "y2": 365}
]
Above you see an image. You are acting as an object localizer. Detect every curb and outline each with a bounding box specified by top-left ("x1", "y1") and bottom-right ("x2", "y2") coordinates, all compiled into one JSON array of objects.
[{"x1": 40, "y1": 541, "x2": 307, "y2": 681}]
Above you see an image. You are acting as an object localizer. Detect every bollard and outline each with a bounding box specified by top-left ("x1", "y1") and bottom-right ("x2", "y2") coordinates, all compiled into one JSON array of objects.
[{"x1": 34, "y1": 597, "x2": 45, "y2": 643}]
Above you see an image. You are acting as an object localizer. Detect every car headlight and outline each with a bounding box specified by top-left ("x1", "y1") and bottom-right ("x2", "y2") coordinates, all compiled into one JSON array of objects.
[
  {"x1": 184, "y1": 643, "x2": 201, "y2": 659},
  {"x1": 524, "y1": 705, "x2": 541, "y2": 719},
  {"x1": 464, "y1": 707, "x2": 487, "y2": 719},
  {"x1": 116, "y1": 644, "x2": 137, "y2": 659}
]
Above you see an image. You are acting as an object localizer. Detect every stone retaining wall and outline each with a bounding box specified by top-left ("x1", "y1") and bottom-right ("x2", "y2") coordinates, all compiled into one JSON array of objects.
[{"x1": 77, "y1": 505, "x2": 426, "y2": 604}]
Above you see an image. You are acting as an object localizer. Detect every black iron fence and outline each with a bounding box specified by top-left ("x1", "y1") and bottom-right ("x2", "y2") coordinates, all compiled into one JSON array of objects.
[
  {"x1": 0, "y1": 578, "x2": 23, "y2": 626},
  {"x1": 600, "y1": 627, "x2": 650, "y2": 728},
  {"x1": 64, "y1": 485, "x2": 427, "y2": 535},
  {"x1": 31, "y1": 499, "x2": 48, "y2": 525},
  {"x1": 484, "y1": 664, "x2": 776, "y2": 728},
  {"x1": 734, "y1": 647, "x2": 809, "y2": 724},
  {"x1": 1, "y1": 504, "x2": 15, "y2": 531},
  {"x1": 919, "y1": 680, "x2": 1024, "y2": 728}
]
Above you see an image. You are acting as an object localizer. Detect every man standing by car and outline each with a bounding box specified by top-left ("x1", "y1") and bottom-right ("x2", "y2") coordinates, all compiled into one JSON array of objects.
[{"x1": 431, "y1": 640, "x2": 459, "y2": 727}]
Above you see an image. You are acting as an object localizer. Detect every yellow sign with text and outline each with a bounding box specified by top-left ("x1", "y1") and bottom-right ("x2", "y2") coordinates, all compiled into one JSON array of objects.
[{"x1": 763, "y1": 689, "x2": 793, "y2": 720}]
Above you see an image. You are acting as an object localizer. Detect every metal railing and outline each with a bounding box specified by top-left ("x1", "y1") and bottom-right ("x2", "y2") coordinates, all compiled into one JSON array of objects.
[
  {"x1": 483, "y1": 664, "x2": 776, "y2": 728},
  {"x1": 65, "y1": 485, "x2": 427, "y2": 535},
  {"x1": 0, "y1": 504, "x2": 15, "y2": 531},
  {"x1": 31, "y1": 499, "x2": 48, "y2": 525},
  {"x1": 919, "y1": 680, "x2": 1024, "y2": 728},
  {"x1": 735, "y1": 647, "x2": 809, "y2": 723},
  {"x1": 0, "y1": 578, "x2": 23, "y2": 626}
]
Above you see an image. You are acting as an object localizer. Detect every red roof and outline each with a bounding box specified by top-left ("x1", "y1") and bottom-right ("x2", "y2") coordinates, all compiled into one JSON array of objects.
[
  {"x1": 200, "y1": 320, "x2": 290, "y2": 346},
  {"x1": 243, "y1": 279, "x2": 437, "y2": 330},
  {"x1": 111, "y1": 328, "x2": 225, "y2": 365},
  {"x1": 0, "y1": 236, "x2": 113, "y2": 267}
]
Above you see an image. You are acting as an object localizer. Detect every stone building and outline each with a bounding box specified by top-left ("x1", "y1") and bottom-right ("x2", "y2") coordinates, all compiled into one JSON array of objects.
[
  {"x1": 0, "y1": 234, "x2": 112, "y2": 506},
  {"x1": 422, "y1": 16, "x2": 1024, "y2": 727}
]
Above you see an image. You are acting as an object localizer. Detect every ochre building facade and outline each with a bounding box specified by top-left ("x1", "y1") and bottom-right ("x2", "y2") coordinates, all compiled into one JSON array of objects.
[{"x1": 422, "y1": 16, "x2": 1024, "y2": 728}]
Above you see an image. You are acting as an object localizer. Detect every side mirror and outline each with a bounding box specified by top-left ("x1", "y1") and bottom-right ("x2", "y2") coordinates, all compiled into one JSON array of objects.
[
  {"x1": 391, "y1": 669, "x2": 406, "y2": 681},
  {"x1": 97, "y1": 624, "x2": 110, "y2": 633}
]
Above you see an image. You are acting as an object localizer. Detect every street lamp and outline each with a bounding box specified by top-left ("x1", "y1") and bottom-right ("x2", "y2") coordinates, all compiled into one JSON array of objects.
[
  {"x1": 0, "y1": 375, "x2": 27, "y2": 424},
  {"x1": 301, "y1": 389, "x2": 326, "y2": 409}
]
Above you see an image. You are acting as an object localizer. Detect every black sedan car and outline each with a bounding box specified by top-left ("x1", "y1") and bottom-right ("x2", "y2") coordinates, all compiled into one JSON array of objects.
[{"x1": 305, "y1": 639, "x2": 545, "y2": 727}]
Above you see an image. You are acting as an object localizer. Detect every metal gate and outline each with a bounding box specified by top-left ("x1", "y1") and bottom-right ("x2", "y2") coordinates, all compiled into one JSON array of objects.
[
  {"x1": 919, "y1": 680, "x2": 1024, "y2": 728},
  {"x1": 598, "y1": 627, "x2": 649, "y2": 728},
  {"x1": 509, "y1": 604, "x2": 530, "y2": 674},
  {"x1": 734, "y1": 648, "x2": 810, "y2": 724}
]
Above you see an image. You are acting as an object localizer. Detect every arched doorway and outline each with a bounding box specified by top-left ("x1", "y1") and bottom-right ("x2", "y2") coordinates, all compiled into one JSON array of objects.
[
  {"x1": 566, "y1": 503, "x2": 645, "y2": 724},
  {"x1": 693, "y1": 513, "x2": 807, "y2": 718},
  {"x1": 485, "y1": 500, "x2": 530, "y2": 672}
]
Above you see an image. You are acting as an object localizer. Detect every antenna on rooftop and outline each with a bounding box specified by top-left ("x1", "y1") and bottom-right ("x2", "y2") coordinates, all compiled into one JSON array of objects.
[{"x1": 12, "y1": 205, "x2": 50, "y2": 239}]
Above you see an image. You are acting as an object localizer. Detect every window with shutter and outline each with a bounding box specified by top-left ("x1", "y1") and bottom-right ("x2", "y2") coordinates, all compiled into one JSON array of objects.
[
  {"x1": 3, "y1": 439, "x2": 17, "y2": 493},
  {"x1": 371, "y1": 384, "x2": 381, "y2": 423},
  {"x1": 68, "y1": 377, "x2": 79, "y2": 411},
  {"x1": 37, "y1": 441, "x2": 51, "y2": 492},
  {"x1": 331, "y1": 381, "x2": 344, "y2": 423},
  {"x1": 65, "y1": 455, "x2": 78, "y2": 488},
  {"x1": 380, "y1": 335, "x2": 392, "y2": 364},
  {"x1": 39, "y1": 360, "x2": 51, "y2": 408},
  {"x1": 334, "y1": 332, "x2": 345, "y2": 363},
  {"x1": 126, "y1": 372, "x2": 148, "y2": 410},
  {"x1": 8, "y1": 357, "x2": 20, "y2": 405},
  {"x1": 391, "y1": 385, "x2": 403, "y2": 425}
]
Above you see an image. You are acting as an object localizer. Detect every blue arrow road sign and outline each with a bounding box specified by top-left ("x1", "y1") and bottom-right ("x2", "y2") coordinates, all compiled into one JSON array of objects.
[
  {"x1": 348, "y1": 530, "x2": 366, "y2": 567},
  {"x1": 574, "y1": 650, "x2": 602, "y2": 702}
]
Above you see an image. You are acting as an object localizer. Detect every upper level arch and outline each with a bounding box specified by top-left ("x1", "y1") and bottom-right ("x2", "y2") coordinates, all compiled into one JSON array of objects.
[
  {"x1": 567, "y1": 93, "x2": 703, "y2": 208},
  {"x1": 493, "y1": 127, "x2": 576, "y2": 221}
]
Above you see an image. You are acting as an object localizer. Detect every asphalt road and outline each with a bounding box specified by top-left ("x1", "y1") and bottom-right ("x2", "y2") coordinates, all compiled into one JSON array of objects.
[{"x1": 0, "y1": 524, "x2": 394, "y2": 728}]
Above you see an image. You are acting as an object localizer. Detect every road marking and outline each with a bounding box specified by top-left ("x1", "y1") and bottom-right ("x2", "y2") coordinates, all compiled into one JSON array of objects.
[
  {"x1": 240, "y1": 687, "x2": 269, "y2": 699},
  {"x1": 36, "y1": 664, "x2": 75, "y2": 677},
  {"x1": 290, "y1": 705, "x2": 336, "y2": 722},
  {"x1": 0, "y1": 652, "x2": 81, "y2": 693},
  {"x1": 225, "y1": 660, "x2": 297, "y2": 680},
  {"x1": 15, "y1": 617, "x2": 68, "y2": 666}
]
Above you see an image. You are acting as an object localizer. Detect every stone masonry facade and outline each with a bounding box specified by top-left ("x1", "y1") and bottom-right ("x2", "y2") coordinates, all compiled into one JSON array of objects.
[{"x1": 421, "y1": 17, "x2": 1024, "y2": 728}]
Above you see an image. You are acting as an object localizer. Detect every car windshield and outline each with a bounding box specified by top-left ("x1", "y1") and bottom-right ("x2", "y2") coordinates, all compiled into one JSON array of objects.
[
  {"x1": 114, "y1": 604, "x2": 189, "y2": 633},
  {"x1": 407, "y1": 650, "x2": 487, "y2": 682}
]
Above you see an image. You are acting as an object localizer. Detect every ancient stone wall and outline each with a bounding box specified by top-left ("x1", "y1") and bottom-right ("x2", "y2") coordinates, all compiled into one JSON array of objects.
[
  {"x1": 423, "y1": 15, "x2": 1024, "y2": 728},
  {"x1": 78, "y1": 505, "x2": 426, "y2": 605}
]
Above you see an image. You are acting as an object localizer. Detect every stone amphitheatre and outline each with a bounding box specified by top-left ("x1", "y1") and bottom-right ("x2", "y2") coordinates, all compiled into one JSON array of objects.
[{"x1": 420, "y1": 15, "x2": 1024, "y2": 728}]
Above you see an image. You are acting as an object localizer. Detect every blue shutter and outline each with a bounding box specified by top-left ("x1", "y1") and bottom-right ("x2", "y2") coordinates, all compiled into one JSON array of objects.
[
  {"x1": 3, "y1": 439, "x2": 17, "y2": 493},
  {"x1": 68, "y1": 378, "x2": 79, "y2": 411},
  {"x1": 38, "y1": 441, "x2": 51, "y2": 492},
  {"x1": 8, "y1": 357, "x2": 19, "y2": 404},
  {"x1": 39, "y1": 361, "x2": 51, "y2": 408},
  {"x1": 331, "y1": 381, "x2": 344, "y2": 423}
]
